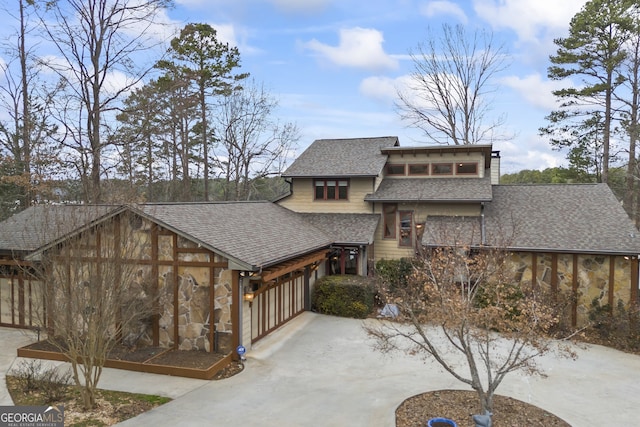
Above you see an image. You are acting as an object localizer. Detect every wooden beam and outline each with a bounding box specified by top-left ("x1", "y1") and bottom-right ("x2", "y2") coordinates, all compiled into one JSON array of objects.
[
  {"x1": 609, "y1": 256, "x2": 615, "y2": 311},
  {"x1": 632, "y1": 256, "x2": 639, "y2": 306},
  {"x1": 261, "y1": 250, "x2": 329, "y2": 283},
  {"x1": 572, "y1": 254, "x2": 578, "y2": 328}
]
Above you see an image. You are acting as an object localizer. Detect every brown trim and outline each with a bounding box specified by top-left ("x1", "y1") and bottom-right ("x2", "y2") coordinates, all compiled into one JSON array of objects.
[
  {"x1": 407, "y1": 164, "x2": 430, "y2": 176},
  {"x1": 609, "y1": 256, "x2": 615, "y2": 311},
  {"x1": 551, "y1": 253, "x2": 558, "y2": 301},
  {"x1": 209, "y1": 266, "x2": 215, "y2": 353},
  {"x1": 313, "y1": 178, "x2": 350, "y2": 201},
  {"x1": 531, "y1": 253, "x2": 538, "y2": 289},
  {"x1": 261, "y1": 250, "x2": 329, "y2": 283},
  {"x1": 572, "y1": 254, "x2": 578, "y2": 327},
  {"x1": 386, "y1": 164, "x2": 406, "y2": 176},
  {"x1": 383, "y1": 203, "x2": 397, "y2": 239},
  {"x1": 231, "y1": 270, "x2": 240, "y2": 361},
  {"x1": 455, "y1": 162, "x2": 479, "y2": 175},
  {"x1": 431, "y1": 163, "x2": 454, "y2": 175},
  {"x1": 151, "y1": 224, "x2": 160, "y2": 347},
  {"x1": 398, "y1": 211, "x2": 413, "y2": 247},
  {"x1": 16, "y1": 346, "x2": 234, "y2": 380},
  {"x1": 50, "y1": 255, "x2": 227, "y2": 269},
  {"x1": 18, "y1": 276, "x2": 25, "y2": 326},
  {"x1": 172, "y1": 233, "x2": 179, "y2": 350},
  {"x1": 632, "y1": 256, "x2": 639, "y2": 305}
]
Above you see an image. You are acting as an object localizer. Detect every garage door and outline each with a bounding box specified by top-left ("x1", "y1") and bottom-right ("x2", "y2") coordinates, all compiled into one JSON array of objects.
[{"x1": 251, "y1": 271, "x2": 305, "y2": 342}]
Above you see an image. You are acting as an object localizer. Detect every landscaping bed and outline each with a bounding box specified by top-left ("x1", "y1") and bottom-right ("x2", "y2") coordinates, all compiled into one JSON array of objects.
[
  {"x1": 396, "y1": 389, "x2": 570, "y2": 427},
  {"x1": 18, "y1": 340, "x2": 238, "y2": 379}
]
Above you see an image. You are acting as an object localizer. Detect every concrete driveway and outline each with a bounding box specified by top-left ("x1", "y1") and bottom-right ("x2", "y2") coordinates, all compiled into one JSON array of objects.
[{"x1": 3, "y1": 313, "x2": 640, "y2": 426}]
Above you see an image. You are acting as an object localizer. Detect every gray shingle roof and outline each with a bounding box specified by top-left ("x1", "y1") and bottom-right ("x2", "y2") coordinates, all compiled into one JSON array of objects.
[
  {"x1": 484, "y1": 184, "x2": 640, "y2": 254},
  {"x1": 0, "y1": 205, "x2": 117, "y2": 253},
  {"x1": 300, "y1": 213, "x2": 380, "y2": 245},
  {"x1": 365, "y1": 176, "x2": 493, "y2": 202},
  {"x1": 282, "y1": 136, "x2": 398, "y2": 177},
  {"x1": 138, "y1": 202, "x2": 332, "y2": 268},
  {"x1": 422, "y1": 216, "x2": 483, "y2": 246}
]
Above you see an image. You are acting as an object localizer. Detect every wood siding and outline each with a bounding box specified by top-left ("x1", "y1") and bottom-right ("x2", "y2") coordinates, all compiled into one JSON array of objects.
[
  {"x1": 373, "y1": 202, "x2": 481, "y2": 260},
  {"x1": 278, "y1": 177, "x2": 376, "y2": 213}
]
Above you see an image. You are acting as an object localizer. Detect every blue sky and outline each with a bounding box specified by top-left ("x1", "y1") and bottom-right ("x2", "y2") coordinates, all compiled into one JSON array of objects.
[{"x1": 1, "y1": 0, "x2": 591, "y2": 174}]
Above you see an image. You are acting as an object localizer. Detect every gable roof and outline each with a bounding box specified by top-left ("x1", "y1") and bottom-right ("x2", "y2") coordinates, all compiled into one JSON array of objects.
[
  {"x1": 0, "y1": 204, "x2": 118, "y2": 255},
  {"x1": 420, "y1": 184, "x2": 640, "y2": 255},
  {"x1": 422, "y1": 216, "x2": 483, "y2": 247},
  {"x1": 1, "y1": 203, "x2": 332, "y2": 271},
  {"x1": 282, "y1": 136, "x2": 398, "y2": 178},
  {"x1": 135, "y1": 202, "x2": 332, "y2": 269},
  {"x1": 483, "y1": 184, "x2": 640, "y2": 254},
  {"x1": 300, "y1": 213, "x2": 380, "y2": 245},
  {"x1": 365, "y1": 176, "x2": 493, "y2": 203}
]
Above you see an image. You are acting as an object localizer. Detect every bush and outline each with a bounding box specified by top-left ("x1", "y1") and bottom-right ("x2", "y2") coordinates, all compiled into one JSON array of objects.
[
  {"x1": 10, "y1": 359, "x2": 71, "y2": 403},
  {"x1": 312, "y1": 275, "x2": 375, "y2": 319},
  {"x1": 588, "y1": 298, "x2": 640, "y2": 351},
  {"x1": 375, "y1": 258, "x2": 412, "y2": 293}
]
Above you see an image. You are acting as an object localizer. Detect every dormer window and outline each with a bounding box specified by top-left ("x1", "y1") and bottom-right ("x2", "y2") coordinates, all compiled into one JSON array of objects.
[
  {"x1": 408, "y1": 164, "x2": 429, "y2": 175},
  {"x1": 432, "y1": 163, "x2": 453, "y2": 175},
  {"x1": 456, "y1": 163, "x2": 478, "y2": 175},
  {"x1": 314, "y1": 179, "x2": 349, "y2": 200},
  {"x1": 386, "y1": 164, "x2": 406, "y2": 176}
]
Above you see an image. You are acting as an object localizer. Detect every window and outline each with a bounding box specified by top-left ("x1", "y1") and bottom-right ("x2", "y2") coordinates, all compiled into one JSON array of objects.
[
  {"x1": 383, "y1": 204, "x2": 397, "y2": 238},
  {"x1": 456, "y1": 162, "x2": 478, "y2": 175},
  {"x1": 408, "y1": 164, "x2": 429, "y2": 175},
  {"x1": 399, "y1": 211, "x2": 413, "y2": 247},
  {"x1": 314, "y1": 179, "x2": 349, "y2": 200},
  {"x1": 386, "y1": 164, "x2": 405, "y2": 175},
  {"x1": 432, "y1": 163, "x2": 453, "y2": 175}
]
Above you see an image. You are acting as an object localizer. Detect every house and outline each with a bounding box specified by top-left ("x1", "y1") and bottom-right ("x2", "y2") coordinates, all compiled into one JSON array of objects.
[
  {"x1": 0, "y1": 202, "x2": 332, "y2": 377},
  {"x1": 1, "y1": 136, "x2": 639, "y2": 377},
  {"x1": 277, "y1": 137, "x2": 640, "y2": 325}
]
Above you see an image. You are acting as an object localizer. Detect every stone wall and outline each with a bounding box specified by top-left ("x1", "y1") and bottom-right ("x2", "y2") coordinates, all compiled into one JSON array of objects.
[
  {"x1": 156, "y1": 266, "x2": 232, "y2": 353},
  {"x1": 509, "y1": 252, "x2": 634, "y2": 326}
]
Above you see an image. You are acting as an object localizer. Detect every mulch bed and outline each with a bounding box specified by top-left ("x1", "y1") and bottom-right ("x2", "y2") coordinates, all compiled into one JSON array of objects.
[
  {"x1": 22, "y1": 340, "x2": 230, "y2": 371},
  {"x1": 396, "y1": 389, "x2": 570, "y2": 427}
]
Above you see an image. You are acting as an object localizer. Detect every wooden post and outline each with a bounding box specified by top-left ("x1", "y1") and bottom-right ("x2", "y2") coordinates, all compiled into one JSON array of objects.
[
  {"x1": 231, "y1": 270, "x2": 240, "y2": 361},
  {"x1": 609, "y1": 256, "x2": 615, "y2": 312},
  {"x1": 631, "y1": 256, "x2": 639, "y2": 306},
  {"x1": 572, "y1": 254, "x2": 578, "y2": 327}
]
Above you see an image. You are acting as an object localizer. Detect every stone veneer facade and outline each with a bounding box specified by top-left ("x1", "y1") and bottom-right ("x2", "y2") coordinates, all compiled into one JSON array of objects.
[{"x1": 510, "y1": 252, "x2": 634, "y2": 326}]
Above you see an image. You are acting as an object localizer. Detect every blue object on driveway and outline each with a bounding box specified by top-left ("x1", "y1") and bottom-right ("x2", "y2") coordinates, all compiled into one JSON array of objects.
[{"x1": 427, "y1": 418, "x2": 457, "y2": 427}]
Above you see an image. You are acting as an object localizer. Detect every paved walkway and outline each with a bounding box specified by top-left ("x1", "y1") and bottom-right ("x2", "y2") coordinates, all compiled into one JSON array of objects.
[{"x1": 3, "y1": 314, "x2": 640, "y2": 426}]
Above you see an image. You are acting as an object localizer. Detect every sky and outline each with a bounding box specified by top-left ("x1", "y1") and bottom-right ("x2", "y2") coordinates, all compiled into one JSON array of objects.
[{"x1": 0, "y1": 0, "x2": 592, "y2": 174}]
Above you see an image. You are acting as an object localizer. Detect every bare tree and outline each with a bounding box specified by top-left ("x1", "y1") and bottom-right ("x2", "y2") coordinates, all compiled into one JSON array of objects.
[
  {"x1": 397, "y1": 24, "x2": 510, "y2": 145},
  {"x1": 37, "y1": 0, "x2": 171, "y2": 202},
  {"x1": 0, "y1": 0, "x2": 59, "y2": 214},
  {"x1": 367, "y1": 225, "x2": 573, "y2": 418},
  {"x1": 214, "y1": 80, "x2": 299, "y2": 200},
  {"x1": 31, "y1": 208, "x2": 157, "y2": 410}
]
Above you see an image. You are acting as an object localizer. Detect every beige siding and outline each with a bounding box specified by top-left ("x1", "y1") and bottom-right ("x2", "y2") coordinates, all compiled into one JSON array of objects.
[
  {"x1": 372, "y1": 202, "x2": 481, "y2": 260},
  {"x1": 490, "y1": 155, "x2": 500, "y2": 185},
  {"x1": 278, "y1": 177, "x2": 375, "y2": 213},
  {"x1": 241, "y1": 300, "x2": 252, "y2": 349}
]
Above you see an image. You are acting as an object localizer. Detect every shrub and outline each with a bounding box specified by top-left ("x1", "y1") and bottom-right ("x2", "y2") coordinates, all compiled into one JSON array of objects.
[
  {"x1": 375, "y1": 259, "x2": 412, "y2": 293},
  {"x1": 10, "y1": 359, "x2": 71, "y2": 403},
  {"x1": 312, "y1": 275, "x2": 375, "y2": 319},
  {"x1": 588, "y1": 298, "x2": 640, "y2": 351}
]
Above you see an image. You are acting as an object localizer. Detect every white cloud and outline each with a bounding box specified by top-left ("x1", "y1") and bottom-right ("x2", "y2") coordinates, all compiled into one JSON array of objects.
[
  {"x1": 501, "y1": 73, "x2": 569, "y2": 110},
  {"x1": 268, "y1": 0, "x2": 330, "y2": 14},
  {"x1": 303, "y1": 27, "x2": 398, "y2": 71},
  {"x1": 473, "y1": 0, "x2": 587, "y2": 43},
  {"x1": 421, "y1": 1, "x2": 468, "y2": 24}
]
